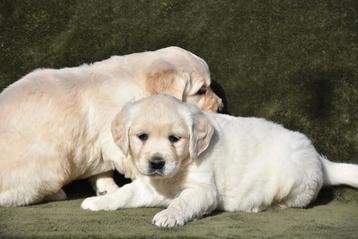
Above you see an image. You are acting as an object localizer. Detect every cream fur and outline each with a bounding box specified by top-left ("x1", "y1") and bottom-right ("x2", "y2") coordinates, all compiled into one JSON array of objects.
[
  {"x1": 81, "y1": 95, "x2": 358, "y2": 227},
  {"x1": 0, "y1": 47, "x2": 222, "y2": 207}
]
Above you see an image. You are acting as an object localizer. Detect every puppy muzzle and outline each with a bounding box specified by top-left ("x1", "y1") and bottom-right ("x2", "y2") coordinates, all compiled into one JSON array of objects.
[{"x1": 148, "y1": 156, "x2": 166, "y2": 176}]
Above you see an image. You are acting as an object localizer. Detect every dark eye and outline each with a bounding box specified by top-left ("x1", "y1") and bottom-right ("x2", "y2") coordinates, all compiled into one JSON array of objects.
[
  {"x1": 196, "y1": 86, "x2": 207, "y2": 95},
  {"x1": 168, "y1": 135, "x2": 181, "y2": 143},
  {"x1": 137, "y1": 133, "x2": 148, "y2": 141}
]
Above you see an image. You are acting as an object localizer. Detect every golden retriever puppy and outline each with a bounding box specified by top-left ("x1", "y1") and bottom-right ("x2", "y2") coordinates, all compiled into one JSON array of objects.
[
  {"x1": 81, "y1": 95, "x2": 358, "y2": 227},
  {"x1": 0, "y1": 47, "x2": 223, "y2": 207}
]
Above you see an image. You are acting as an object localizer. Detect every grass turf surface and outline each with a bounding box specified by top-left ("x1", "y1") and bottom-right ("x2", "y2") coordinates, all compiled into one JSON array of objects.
[
  {"x1": 1, "y1": 188, "x2": 358, "y2": 239},
  {"x1": 0, "y1": 0, "x2": 358, "y2": 238}
]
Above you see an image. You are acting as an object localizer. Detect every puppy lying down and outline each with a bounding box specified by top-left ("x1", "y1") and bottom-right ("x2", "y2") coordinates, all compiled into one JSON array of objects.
[
  {"x1": 0, "y1": 47, "x2": 222, "y2": 207},
  {"x1": 82, "y1": 95, "x2": 358, "y2": 227}
]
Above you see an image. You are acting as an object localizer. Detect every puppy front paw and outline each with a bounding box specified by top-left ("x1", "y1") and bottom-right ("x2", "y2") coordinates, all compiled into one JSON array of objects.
[
  {"x1": 81, "y1": 196, "x2": 117, "y2": 211},
  {"x1": 152, "y1": 208, "x2": 186, "y2": 227}
]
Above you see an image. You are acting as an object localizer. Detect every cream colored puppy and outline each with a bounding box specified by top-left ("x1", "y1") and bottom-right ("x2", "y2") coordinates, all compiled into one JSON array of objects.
[
  {"x1": 82, "y1": 95, "x2": 358, "y2": 227},
  {"x1": 0, "y1": 47, "x2": 223, "y2": 207}
]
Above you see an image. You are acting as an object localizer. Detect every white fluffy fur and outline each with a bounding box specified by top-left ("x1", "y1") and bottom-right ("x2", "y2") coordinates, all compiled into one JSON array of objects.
[
  {"x1": 81, "y1": 95, "x2": 358, "y2": 227},
  {"x1": 0, "y1": 47, "x2": 222, "y2": 207}
]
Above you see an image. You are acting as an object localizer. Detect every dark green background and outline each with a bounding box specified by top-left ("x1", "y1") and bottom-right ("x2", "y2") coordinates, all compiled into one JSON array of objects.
[{"x1": 0, "y1": 0, "x2": 357, "y2": 238}]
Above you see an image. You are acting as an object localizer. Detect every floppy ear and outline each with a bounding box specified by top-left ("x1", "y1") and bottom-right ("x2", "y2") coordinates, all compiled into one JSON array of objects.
[
  {"x1": 189, "y1": 112, "x2": 214, "y2": 160},
  {"x1": 111, "y1": 107, "x2": 131, "y2": 157},
  {"x1": 145, "y1": 66, "x2": 188, "y2": 100}
]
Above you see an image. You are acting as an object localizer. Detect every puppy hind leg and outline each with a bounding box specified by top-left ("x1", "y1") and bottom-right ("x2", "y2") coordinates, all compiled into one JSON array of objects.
[
  {"x1": 1, "y1": 144, "x2": 69, "y2": 207},
  {"x1": 282, "y1": 184, "x2": 321, "y2": 208},
  {"x1": 0, "y1": 190, "x2": 20, "y2": 207},
  {"x1": 81, "y1": 180, "x2": 160, "y2": 211},
  {"x1": 0, "y1": 189, "x2": 42, "y2": 207},
  {"x1": 89, "y1": 171, "x2": 119, "y2": 196}
]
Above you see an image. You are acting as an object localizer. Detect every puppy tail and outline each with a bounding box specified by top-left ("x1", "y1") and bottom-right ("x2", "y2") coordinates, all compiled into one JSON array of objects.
[{"x1": 320, "y1": 155, "x2": 358, "y2": 188}]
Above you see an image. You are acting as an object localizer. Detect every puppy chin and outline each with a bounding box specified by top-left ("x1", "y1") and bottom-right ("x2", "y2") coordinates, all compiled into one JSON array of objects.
[
  {"x1": 145, "y1": 169, "x2": 178, "y2": 179},
  {"x1": 135, "y1": 163, "x2": 180, "y2": 179}
]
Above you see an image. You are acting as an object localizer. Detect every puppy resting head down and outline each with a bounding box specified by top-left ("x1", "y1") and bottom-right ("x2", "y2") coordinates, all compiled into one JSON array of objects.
[
  {"x1": 111, "y1": 95, "x2": 214, "y2": 178},
  {"x1": 143, "y1": 47, "x2": 223, "y2": 112}
]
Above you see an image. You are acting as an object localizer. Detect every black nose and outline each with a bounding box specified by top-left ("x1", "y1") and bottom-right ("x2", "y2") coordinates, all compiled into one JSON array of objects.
[{"x1": 149, "y1": 156, "x2": 165, "y2": 170}]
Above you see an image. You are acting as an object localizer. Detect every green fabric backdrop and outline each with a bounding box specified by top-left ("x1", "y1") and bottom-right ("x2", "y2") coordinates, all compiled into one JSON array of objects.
[{"x1": 0, "y1": 0, "x2": 357, "y2": 238}]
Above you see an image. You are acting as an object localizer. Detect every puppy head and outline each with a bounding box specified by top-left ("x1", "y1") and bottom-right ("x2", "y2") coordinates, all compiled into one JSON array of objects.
[
  {"x1": 111, "y1": 95, "x2": 214, "y2": 178},
  {"x1": 145, "y1": 47, "x2": 223, "y2": 112}
]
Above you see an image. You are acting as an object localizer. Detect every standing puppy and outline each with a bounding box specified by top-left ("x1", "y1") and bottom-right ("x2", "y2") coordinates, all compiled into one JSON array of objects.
[
  {"x1": 0, "y1": 47, "x2": 222, "y2": 207},
  {"x1": 82, "y1": 95, "x2": 358, "y2": 227}
]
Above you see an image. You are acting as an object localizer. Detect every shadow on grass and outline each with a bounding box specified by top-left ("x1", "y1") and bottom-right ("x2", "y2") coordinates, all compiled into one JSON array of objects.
[
  {"x1": 308, "y1": 185, "x2": 358, "y2": 208},
  {"x1": 307, "y1": 187, "x2": 336, "y2": 208}
]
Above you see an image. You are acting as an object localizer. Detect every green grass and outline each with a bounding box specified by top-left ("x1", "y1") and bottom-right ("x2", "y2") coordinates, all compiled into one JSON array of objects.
[{"x1": 1, "y1": 188, "x2": 358, "y2": 239}]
